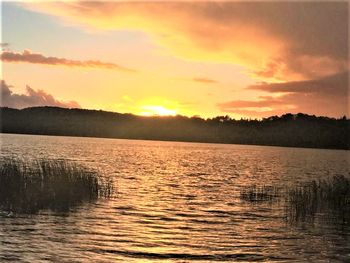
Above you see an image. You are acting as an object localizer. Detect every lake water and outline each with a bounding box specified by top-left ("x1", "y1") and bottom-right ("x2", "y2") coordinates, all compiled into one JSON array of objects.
[{"x1": 0, "y1": 133, "x2": 349, "y2": 262}]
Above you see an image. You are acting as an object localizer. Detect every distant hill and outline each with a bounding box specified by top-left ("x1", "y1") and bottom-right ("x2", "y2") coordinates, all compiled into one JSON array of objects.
[{"x1": 1, "y1": 107, "x2": 349, "y2": 150}]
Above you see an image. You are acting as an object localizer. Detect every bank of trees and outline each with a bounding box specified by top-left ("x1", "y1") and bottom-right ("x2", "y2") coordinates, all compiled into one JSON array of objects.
[{"x1": 1, "y1": 107, "x2": 349, "y2": 149}]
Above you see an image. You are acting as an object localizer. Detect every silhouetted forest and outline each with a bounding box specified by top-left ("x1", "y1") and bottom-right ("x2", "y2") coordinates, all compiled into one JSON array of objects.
[{"x1": 1, "y1": 107, "x2": 349, "y2": 150}]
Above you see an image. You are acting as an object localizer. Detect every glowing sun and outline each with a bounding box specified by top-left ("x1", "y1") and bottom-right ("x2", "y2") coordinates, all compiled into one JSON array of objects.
[{"x1": 140, "y1": 105, "x2": 177, "y2": 116}]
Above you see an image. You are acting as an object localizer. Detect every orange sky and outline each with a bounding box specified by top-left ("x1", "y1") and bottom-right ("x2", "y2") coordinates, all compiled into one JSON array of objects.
[{"x1": 1, "y1": 1, "x2": 349, "y2": 118}]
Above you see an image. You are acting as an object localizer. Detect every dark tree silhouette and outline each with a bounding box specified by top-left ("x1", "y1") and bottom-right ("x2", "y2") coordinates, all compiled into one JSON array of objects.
[{"x1": 1, "y1": 107, "x2": 349, "y2": 149}]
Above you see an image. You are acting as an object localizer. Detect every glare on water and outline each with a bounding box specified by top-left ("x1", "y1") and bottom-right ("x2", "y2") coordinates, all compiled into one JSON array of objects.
[{"x1": 0, "y1": 133, "x2": 349, "y2": 262}]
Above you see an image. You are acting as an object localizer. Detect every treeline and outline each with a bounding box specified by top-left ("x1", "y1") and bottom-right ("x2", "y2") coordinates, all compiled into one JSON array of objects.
[{"x1": 0, "y1": 107, "x2": 349, "y2": 150}]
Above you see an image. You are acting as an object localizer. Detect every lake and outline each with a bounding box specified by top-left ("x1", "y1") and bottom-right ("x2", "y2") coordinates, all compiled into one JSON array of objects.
[{"x1": 0, "y1": 133, "x2": 349, "y2": 262}]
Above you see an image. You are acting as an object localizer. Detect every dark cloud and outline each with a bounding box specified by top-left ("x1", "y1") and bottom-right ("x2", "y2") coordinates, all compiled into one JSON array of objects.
[
  {"x1": 27, "y1": 2, "x2": 349, "y2": 81},
  {"x1": 0, "y1": 43, "x2": 10, "y2": 49},
  {"x1": 1, "y1": 80, "x2": 81, "y2": 109},
  {"x1": 248, "y1": 72, "x2": 348, "y2": 96},
  {"x1": 193, "y1": 77, "x2": 218, "y2": 84},
  {"x1": 218, "y1": 72, "x2": 349, "y2": 118},
  {"x1": 1, "y1": 49, "x2": 137, "y2": 72}
]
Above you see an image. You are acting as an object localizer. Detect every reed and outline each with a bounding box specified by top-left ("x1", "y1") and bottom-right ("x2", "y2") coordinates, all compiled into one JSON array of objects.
[
  {"x1": 0, "y1": 158, "x2": 113, "y2": 213},
  {"x1": 240, "y1": 185, "x2": 280, "y2": 202},
  {"x1": 240, "y1": 176, "x2": 350, "y2": 226},
  {"x1": 286, "y1": 175, "x2": 350, "y2": 225}
]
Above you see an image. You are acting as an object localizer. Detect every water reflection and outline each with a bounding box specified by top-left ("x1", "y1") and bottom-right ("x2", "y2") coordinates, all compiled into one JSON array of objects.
[{"x1": 0, "y1": 134, "x2": 349, "y2": 262}]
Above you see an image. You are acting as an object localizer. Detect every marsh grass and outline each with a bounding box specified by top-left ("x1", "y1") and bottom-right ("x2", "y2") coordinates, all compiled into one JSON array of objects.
[
  {"x1": 240, "y1": 176, "x2": 350, "y2": 226},
  {"x1": 286, "y1": 175, "x2": 350, "y2": 225},
  {"x1": 240, "y1": 185, "x2": 281, "y2": 202},
  {"x1": 0, "y1": 158, "x2": 113, "y2": 213}
]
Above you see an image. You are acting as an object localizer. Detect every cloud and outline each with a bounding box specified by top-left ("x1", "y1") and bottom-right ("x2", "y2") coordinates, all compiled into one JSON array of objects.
[
  {"x1": 24, "y1": 2, "x2": 349, "y2": 82},
  {"x1": 1, "y1": 80, "x2": 81, "y2": 109},
  {"x1": 193, "y1": 77, "x2": 218, "y2": 84},
  {"x1": 1, "y1": 49, "x2": 137, "y2": 72},
  {"x1": 248, "y1": 72, "x2": 348, "y2": 96},
  {"x1": 0, "y1": 43, "x2": 10, "y2": 49},
  {"x1": 218, "y1": 72, "x2": 349, "y2": 118}
]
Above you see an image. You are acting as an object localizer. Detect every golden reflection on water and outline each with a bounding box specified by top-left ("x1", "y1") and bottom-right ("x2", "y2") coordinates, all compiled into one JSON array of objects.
[{"x1": 0, "y1": 134, "x2": 349, "y2": 262}]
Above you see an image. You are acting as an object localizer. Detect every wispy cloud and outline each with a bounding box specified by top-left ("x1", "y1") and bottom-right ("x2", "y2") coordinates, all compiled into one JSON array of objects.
[
  {"x1": 218, "y1": 72, "x2": 349, "y2": 118},
  {"x1": 193, "y1": 77, "x2": 218, "y2": 84},
  {"x1": 1, "y1": 80, "x2": 81, "y2": 109},
  {"x1": 1, "y1": 49, "x2": 137, "y2": 72},
  {"x1": 247, "y1": 72, "x2": 348, "y2": 96},
  {"x1": 0, "y1": 43, "x2": 10, "y2": 49}
]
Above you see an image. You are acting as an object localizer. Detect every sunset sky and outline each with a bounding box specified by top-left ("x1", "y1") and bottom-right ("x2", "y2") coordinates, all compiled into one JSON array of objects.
[{"x1": 1, "y1": 1, "x2": 349, "y2": 119}]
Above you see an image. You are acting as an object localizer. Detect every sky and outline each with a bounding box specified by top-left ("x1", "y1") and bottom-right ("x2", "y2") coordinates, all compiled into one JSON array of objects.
[{"x1": 1, "y1": 1, "x2": 349, "y2": 119}]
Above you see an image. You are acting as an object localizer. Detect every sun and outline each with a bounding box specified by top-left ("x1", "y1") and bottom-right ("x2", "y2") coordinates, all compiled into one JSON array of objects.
[{"x1": 139, "y1": 105, "x2": 177, "y2": 116}]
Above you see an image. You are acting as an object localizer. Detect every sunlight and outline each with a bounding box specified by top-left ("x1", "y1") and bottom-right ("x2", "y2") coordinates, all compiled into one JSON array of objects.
[
  {"x1": 2, "y1": 2, "x2": 349, "y2": 261},
  {"x1": 139, "y1": 105, "x2": 177, "y2": 116}
]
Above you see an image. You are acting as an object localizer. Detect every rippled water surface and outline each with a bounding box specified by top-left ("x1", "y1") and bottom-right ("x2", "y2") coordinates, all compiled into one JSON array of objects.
[{"x1": 0, "y1": 133, "x2": 349, "y2": 262}]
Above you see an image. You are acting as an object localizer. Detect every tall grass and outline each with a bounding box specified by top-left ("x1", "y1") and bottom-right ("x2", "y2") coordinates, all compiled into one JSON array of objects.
[
  {"x1": 240, "y1": 176, "x2": 350, "y2": 226},
  {"x1": 240, "y1": 185, "x2": 280, "y2": 202},
  {"x1": 0, "y1": 158, "x2": 113, "y2": 213},
  {"x1": 286, "y1": 175, "x2": 350, "y2": 225}
]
